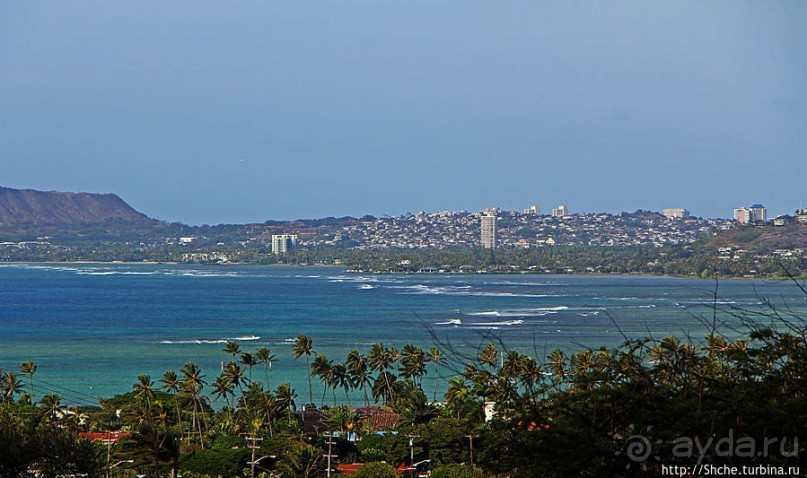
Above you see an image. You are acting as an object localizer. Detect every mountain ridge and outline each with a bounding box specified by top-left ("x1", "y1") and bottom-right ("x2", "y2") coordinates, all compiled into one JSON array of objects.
[{"x1": 0, "y1": 186, "x2": 153, "y2": 226}]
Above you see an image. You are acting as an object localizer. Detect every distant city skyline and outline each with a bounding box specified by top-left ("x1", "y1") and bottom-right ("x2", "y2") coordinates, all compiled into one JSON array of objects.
[{"x1": 1, "y1": 2, "x2": 805, "y2": 224}]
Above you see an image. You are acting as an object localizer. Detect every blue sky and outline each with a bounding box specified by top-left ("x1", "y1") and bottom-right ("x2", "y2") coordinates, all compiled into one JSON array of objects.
[{"x1": 1, "y1": 2, "x2": 805, "y2": 224}]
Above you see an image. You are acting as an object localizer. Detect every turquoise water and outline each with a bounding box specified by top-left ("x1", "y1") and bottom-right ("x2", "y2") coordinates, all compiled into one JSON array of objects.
[{"x1": 1, "y1": 263, "x2": 805, "y2": 406}]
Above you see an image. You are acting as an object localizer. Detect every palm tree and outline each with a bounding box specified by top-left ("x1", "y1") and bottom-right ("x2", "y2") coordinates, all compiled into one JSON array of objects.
[
  {"x1": 255, "y1": 347, "x2": 276, "y2": 388},
  {"x1": 223, "y1": 361, "x2": 250, "y2": 394},
  {"x1": 212, "y1": 374, "x2": 236, "y2": 408},
  {"x1": 311, "y1": 354, "x2": 333, "y2": 406},
  {"x1": 445, "y1": 377, "x2": 475, "y2": 420},
  {"x1": 133, "y1": 374, "x2": 156, "y2": 409},
  {"x1": 223, "y1": 340, "x2": 241, "y2": 363},
  {"x1": 292, "y1": 335, "x2": 315, "y2": 405},
  {"x1": 123, "y1": 422, "x2": 181, "y2": 478},
  {"x1": 369, "y1": 343, "x2": 397, "y2": 404},
  {"x1": 275, "y1": 382, "x2": 297, "y2": 425},
  {"x1": 428, "y1": 347, "x2": 445, "y2": 402},
  {"x1": 478, "y1": 343, "x2": 499, "y2": 369},
  {"x1": 332, "y1": 362, "x2": 352, "y2": 406},
  {"x1": 276, "y1": 443, "x2": 323, "y2": 478},
  {"x1": 38, "y1": 393, "x2": 64, "y2": 422},
  {"x1": 547, "y1": 349, "x2": 567, "y2": 383},
  {"x1": 240, "y1": 352, "x2": 258, "y2": 380},
  {"x1": 257, "y1": 390, "x2": 279, "y2": 436},
  {"x1": 179, "y1": 361, "x2": 207, "y2": 449},
  {"x1": 346, "y1": 349, "x2": 372, "y2": 406},
  {"x1": 18, "y1": 361, "x2": 36, "y2": 398},
  {"x1": 0, "y1": 371, "x2": 24, "y2": 403},
  {"x1": 371, "y1": 371, "x2": 398, "y2": 405},
  {"x1": 400, "y1": 344, "x2": 427, "y2": 389},
  {"x1": 158, "y1": 370, "x2": 184, "y2": 440},
  {"x1": 517, "y1": 355, "x2": 542, "y2": 401}
]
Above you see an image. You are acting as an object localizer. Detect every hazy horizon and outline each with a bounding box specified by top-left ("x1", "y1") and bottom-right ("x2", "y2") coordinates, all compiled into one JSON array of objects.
[{"x1": 2, "y1": 2, "x2": 805, "y2": 224}]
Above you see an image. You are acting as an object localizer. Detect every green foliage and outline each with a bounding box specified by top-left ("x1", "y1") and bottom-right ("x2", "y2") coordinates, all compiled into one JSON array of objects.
[
  {"x1": 357, "y1": 433, "x2": 411, "y2": 464},
  {"x1": 358, "y1": 446, "x2": 385, "y2": 462},
  {"x1": 212, "y1": 434, "x2": 247, "y2": 450},
  {"x1": 476, "y1": 330, "x2": 807, "y2": 477},
  {"x1": 275, "y1": 443, "x2": 323, "y2": 478},
  {"x1": 180, "y1": 448, "x2": 250, "y2": 477},
  {"x1": 260, "y1": 433, "x2": 302, "y2": 458},
  {"x1": 736, "y1": 228, "x2": 761, "y2": 243},
  {"x1": 416, "y1": 417, "x2": 468, "y2": 465},
  {"x1": 0, "y1": 403, "x2": 105, "y2": 478},
  {"x1": 430, "y1": 463, "x2": 487, "y2": 478},
  {"x1": 350, "y1": 461, "x2": 398, "y2": 478}
]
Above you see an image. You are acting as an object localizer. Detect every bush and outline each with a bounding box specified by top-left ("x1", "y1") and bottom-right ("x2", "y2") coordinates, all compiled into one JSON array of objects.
[
  {"x1": 356, "y1": 433, "x2": 410, "y2": 464},
  {"x1": 212, "y1": 434, "x2": 246, "y2": 450},
  {"x1": 430, "y1": 463, "x2": 487, "y2": 478},
  {"x1": 351, "y1": 461, "x2": 398, "y2": 478},
  {"x1": 180, "y1": 449, "x2": 250, "y2": 477},
  {"x1": 359, "y1": 446, "x2": 385, "y2": 462}
]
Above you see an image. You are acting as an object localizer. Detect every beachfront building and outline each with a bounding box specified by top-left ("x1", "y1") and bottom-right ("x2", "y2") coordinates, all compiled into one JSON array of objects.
[
  {"x1": 481, "y1": 211, "x2": 497, "y2": 249},
  {"x1": 552, "y1": 205, "x2": 568, "y2": 217},
  {"x1": 271, "y1": 234, "x2": 298, "y2": 254},
  {"x1": 662, "y1": 208, "x2": 690, "y2": 219}
]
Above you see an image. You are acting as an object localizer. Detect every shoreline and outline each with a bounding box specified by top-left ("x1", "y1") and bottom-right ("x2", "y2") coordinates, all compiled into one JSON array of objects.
[{"x1": 1, "y1": 260, "x2": 801, "y2": 281}]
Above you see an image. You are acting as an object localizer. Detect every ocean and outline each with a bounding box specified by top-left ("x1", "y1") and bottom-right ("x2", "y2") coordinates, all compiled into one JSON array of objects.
[{"x1": 1, "y1": 263, "x2": 804, "y2": 406}]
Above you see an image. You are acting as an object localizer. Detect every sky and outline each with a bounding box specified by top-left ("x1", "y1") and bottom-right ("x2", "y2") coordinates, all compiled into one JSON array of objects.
[{"x1": 1, "y1": 1, "x2": 805, "y2": 225}]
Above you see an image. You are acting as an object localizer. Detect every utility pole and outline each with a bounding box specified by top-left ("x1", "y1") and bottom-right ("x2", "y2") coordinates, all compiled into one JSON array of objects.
[
  {"x1": 464, "y1": 434, "x2": 476, "y2": 466},
  {"x1": 323, "y1": 431, "x2": 338, "y2": 478},
  {"x1": 406, "y1": 433, "x2": 422, "y2": 473},
  {"x1": 245, "y1": 435, "x2": 264, "y2": 478},
  {"x1": 105, "y1": 434, "x2": 111, "y2": 478}
]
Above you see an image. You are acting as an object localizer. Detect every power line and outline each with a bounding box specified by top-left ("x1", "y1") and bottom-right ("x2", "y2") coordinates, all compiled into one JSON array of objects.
[{"x1": 35, "y1": 378, "x2": 104, "y2": 402}]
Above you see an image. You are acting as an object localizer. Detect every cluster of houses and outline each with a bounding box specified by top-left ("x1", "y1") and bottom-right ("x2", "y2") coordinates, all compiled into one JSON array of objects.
[{"x1": 297, "y1": 210, "x2": 730, "y2": 250}]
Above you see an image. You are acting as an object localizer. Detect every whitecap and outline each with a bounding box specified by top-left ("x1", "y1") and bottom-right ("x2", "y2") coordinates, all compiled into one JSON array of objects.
[
  {"x1": 465, "y1": 306, "x2": 570, "y2": 317},
  {"x1": 473, "y1": 319, "x2": 525, "y2": 326},
  {"x1": 161, "y1": 335, "x2": 260, "y2": 345}
]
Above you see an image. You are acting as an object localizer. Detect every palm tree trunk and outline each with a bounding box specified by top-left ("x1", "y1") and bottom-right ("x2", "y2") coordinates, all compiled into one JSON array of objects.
[
  {"x1": 306, "y1": 355, "x2": 313, "y2": 405},
  {"x1": 433, "y1": 365, "x2": 439, "y2": 402},
  {"x1": 194, "y1": 397, "x2": 205, "y2": 449},
  {"x1": 175, "y1": 401, "x2": 183, "y2": 448}
]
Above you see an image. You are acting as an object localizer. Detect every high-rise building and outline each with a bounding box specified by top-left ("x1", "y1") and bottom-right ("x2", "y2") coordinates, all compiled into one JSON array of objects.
[
  {"x1": 734, "y1": 204, "x2": 767, "y2": 224},
  {"x1": 662, "y1": 208, "x2": 690, "y2": 219},
  {"x1": 748, "y1": 204, "x2": 767, "y2": 222},
  {"x1": 796, "y1": 208, "x2": 807, "y2": 224},
  {"x1": 271, "y1": 234, "x2": 298, "y2": 254},
  {"x1": 481, "y1": 212, "x2": 497, "y2": 249},
  {"x1": 734, "y1": 208, "x2": 751, "y2": 224},
  {"x1": 551, "y1": 205, "x2": 568, "y2": 217},
  {"x1": 524, "y1": 205, "x2": 540, "y2": 215}
]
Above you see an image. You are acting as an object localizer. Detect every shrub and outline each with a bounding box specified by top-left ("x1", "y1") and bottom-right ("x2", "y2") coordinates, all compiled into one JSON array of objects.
[
  {"x1": 180, "y1": 449, "x2": 250, "y2": 477},
  {"x1": 350, "y1": 461, "x2": 398, "y2": 478},
  {"x1": 430, "y1": 463, "x2": 487, "y2": 478}
]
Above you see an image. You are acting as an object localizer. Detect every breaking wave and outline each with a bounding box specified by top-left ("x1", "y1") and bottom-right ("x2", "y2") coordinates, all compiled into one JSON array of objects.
[{"x1": 161, "y1": 335, "x2": 261, "y2": 345}]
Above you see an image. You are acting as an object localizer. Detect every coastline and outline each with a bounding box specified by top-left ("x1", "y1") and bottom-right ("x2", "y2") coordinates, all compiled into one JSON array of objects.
[{"x1": 2, "y1": 260, "x2": 800, "y2": 280}]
